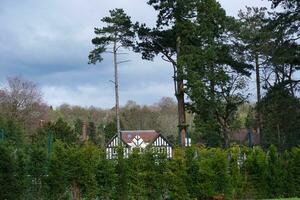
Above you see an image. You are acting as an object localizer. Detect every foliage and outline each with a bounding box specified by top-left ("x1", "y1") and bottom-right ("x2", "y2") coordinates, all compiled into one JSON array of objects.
[
  {"x1": 88, "y1": 121, "x2": 101, "y2": 145},
  {"x1": 0, "y1": 117, "x2": 25, "y2": 146},
  {"x1": 45, "y1": 141, "x2": 69, "y2": 200},
  {"x1": 74, "y1": 118, "x2": 83, "y2": 137},
  {"x1": 100, "y1": 121, "x2": 117, "y2": 144},
  {"x1": 96, "y1": 151, "x2": 117, "y2": 199},
  {"x1": 37, "y1": 118, "x2": 77, "y2": 144},
  {"x1": 25, "y1": 143, "x2": 48, "y2": 200},
  {"x1": 227, "y1": 146, "x2": 248, "y2": 199},
  {"x1": 182, "y1": 0, "x2": 251, "y2": 147},
  {"x1": 185, "y1": 147, "x2": 231, "y2": 199},
  {"x1": 89, "y1": 8, "x2": 135, "y2": 64},
  {"x1": 49, "y1": 98, "x2": 179, "y2": 144},
  {"x1": 259, "y1": 85, "x2": 300, "y2": 149},
  {"x1": 2, "y1": 135, "x2": 300, "y2": 200},
  {"x1": 0, "y1": 142, "x2": 25, "y2": 200},
  {"x1": 165, "y1": 148, "x2": 190, "y2": 200},
  {"x1": 286, "y1": 147, "x2": 300, "y2": 197}
]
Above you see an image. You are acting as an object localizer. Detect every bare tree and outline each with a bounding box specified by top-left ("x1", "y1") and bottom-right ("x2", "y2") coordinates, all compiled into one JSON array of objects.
[{"x1": 0, "y1": 76, "x2": 49, "y2": 133}]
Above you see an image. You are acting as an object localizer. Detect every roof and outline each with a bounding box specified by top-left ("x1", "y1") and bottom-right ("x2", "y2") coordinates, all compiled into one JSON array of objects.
[
  {"x1": 106, "y1": 130, "x2": 173, "y2": 148},
  {"x1": 231, "y1": 128, "x2": 260, "y2": 145},
  {"x1": 121, "y1": 130, "x2": 159, "y2": 144}
]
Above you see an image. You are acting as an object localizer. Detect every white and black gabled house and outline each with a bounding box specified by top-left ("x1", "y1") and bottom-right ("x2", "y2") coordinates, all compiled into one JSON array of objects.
[{"x1": 106, "y1": 130, "x2": 173, "y2": 159}]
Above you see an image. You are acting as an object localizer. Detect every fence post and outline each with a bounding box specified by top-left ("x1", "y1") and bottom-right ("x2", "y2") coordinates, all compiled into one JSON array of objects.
[{"x1": 47, "y1": 130, "x2": 53, "y2": 159}]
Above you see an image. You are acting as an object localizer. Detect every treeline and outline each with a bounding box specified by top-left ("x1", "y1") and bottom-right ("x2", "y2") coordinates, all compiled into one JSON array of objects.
[
  {"x1": 51, "y1": 98, "x2": 180, "y2": 144},
  {"x1": 0, "y1": 76, "x2": 180, "y2": 145},
  {"x1": 1, "y1": 134, "x2": 300, "y2": 200},
  {"x1": 1, "y1": 0, "x2": 299, "y2": 150}
]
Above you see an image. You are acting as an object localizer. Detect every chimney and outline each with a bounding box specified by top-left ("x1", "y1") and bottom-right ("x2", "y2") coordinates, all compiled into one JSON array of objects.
[
  {"x1": 82, "y1": 122, "x2": 88, "y2": 142},
  {"x1": 39, "y1": 120, "x2": 45, "y2": 128}
]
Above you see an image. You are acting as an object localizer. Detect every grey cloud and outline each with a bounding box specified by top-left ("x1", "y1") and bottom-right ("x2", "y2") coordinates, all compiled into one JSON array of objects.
[
  {"x1": 43, "y1": 81, "x2": 174, "y2": 108},
  {"x1": 0, "y1": 0, "x2": 271, "y2": 107}
]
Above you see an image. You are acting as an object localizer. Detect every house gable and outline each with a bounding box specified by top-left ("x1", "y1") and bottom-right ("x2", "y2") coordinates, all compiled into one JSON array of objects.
[
  {"x1": 149, "y1": 134, "x2": 173, "y2": 158},
  {"x1": 106, "y1": 134, "x2": 130, "y2": 159}
]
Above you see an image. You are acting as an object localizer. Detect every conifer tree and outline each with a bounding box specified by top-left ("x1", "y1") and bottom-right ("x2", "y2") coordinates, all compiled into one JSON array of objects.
[
  {"x1": 27, "y1": 143, "x2": 48, "y2": 199},
  {"x1": 115, "y1": 148, "x2": 129, "y2": 200},
  {"x1": 181, "y1": 0, "x2": 252, "y2": 147},
  {"x1": 45, "y1": 141, "x2": 68, "y2": 200},
  {"x1": 259, "y1": 85, "x2": 300, "y2": 149},
  {"x1": 89, "y1": 9, "x2": 135, "y2": 139},
  {"x1": 134, "y1": 0, "x2": 198, "y2": 146},
  {"x1": 88, "y1": 121, "x2": 98, "y2": 144},
  {"x1": 0, "y1": 143, "x2": 22, "y2": 200},
  {"x1": 96, "y1": 152, "x2": 117, "y2": 199},
  {"x1": 238, "y1": 7, "x2": 271, "y2": 142},
  {"x1": 74, "y1": 118, "x2": 83, "y2": 137}
]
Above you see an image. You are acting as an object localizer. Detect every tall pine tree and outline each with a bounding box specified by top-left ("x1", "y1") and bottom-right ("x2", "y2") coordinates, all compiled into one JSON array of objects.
[{"x1": 89, "y1": 9, "x2": 135, "y2": 139}]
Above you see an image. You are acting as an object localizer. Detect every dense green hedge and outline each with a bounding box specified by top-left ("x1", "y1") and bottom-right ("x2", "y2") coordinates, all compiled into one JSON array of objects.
[{"x1": 0, "y1": 141, "x2": 300, "y2": 200}]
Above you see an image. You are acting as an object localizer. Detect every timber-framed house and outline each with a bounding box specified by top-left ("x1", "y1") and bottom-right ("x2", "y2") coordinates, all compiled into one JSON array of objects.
[{"x1": 106, "y1": 130, "x2": 173, "y2": 159}]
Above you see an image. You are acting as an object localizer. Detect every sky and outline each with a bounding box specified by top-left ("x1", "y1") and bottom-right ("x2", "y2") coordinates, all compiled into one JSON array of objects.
[{"x1": 0, "y1": 0, "x2": 271, "y2": 108}]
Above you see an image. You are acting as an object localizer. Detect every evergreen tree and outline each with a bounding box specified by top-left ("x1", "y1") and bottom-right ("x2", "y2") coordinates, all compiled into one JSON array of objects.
[
  {"x1": 52, "y1": 118, "x2": 77, "y2": 144},
  {"x1": 185, "y1": 147, "x2": 202, "y2": 199},
  {"x1": 88, "y1": 121, "x2": 100, "y2": 145},
  {"x1": 96, "y1": 152, "x2": 117, "y2": 199},
  {"x1": 134, "y1": 0, "x2": 198, "y2": 146},
  {"x1": 238, "y1": 7, "x2": 271, "y2": 141},
  {"x1": 289, "y1": 147, "x2": 300, "y2": 197},
  {"x1": 115, "y1": 148, "x2": 129, "y2": 200},
  {"x1": 127, "y1": 149, "x2": 144, "y2": 199},
  {"x1": 26, "y1": 143, "x2": 48, "y2": 200},
  {"x1": 74, "y1": 118, "x2": 83, "y2": 137},
  {"x1": 0, "y1": 117, "x2": 25, "y2": 146},
  {"x1": 100, "y1": 121, "x2": 117, "y2": 143},
  {"x1": 266, "y1": 145, "x2": 286, "y2": 197},
  {"x1": 244, "y1": 146, "x2": 268, "y2": 198},
  {"x1": 0, "y1": 143, "x2": 22, "y2": 200},
  {"x1": 67, "y1": 144, "x2": 99, "y2": 200},
  {"x1": 182, "y1": 0, "x2": 252, "y2": 147},
  {"x1": 259, "y1": 85, "x2": 300, "y2": 149},
  {"x1": 89, "y1": 8, "x2": 135, "y2": 136},
  {"x1": 269, "y1": 0, "x2": 299, "y2": 44},
  {"x1": 140, "y1": 151, "x2": 167, "y2": 199},
  {"x1": 45, "y1": 141, "x2": 69, "y2": 200},
  {"x1": 264, "y1": 0, "x2": 300, "y2": 94},
  {"x1": 227, "y1": 146, "x2": 247, "y2": 199},
  {"x1": 191, "y1": 148, "x2": 231, "y2": 199},
  {"x1": 165, "y1": 148, "x2": 190, "y2": 199}
]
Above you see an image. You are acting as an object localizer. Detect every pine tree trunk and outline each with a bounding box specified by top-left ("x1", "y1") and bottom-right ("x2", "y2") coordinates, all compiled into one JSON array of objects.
[
  {"x1": 176, "y1": 36, "x2": 187, "y2": 147},
  {"x1": 113, "y1": 40, "x2": 121, "y2": 142},
  {"x1": 177, "y1": 79, "x2": 186, "y2": 147},
  {"x1": 223, "y1": 126, "x2": 230, "y2": 148},
  {"x1": 255, "y1": 53, "x2": 262, "y2": 145},
  {"x1": 71, "y1": 181, "x2": 81, "y2": 200}
]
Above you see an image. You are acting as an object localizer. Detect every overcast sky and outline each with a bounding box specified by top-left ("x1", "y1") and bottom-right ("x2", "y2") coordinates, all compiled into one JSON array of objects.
[{"x1": 0, "y1": 0, "x2": 271, "y2": 108}]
